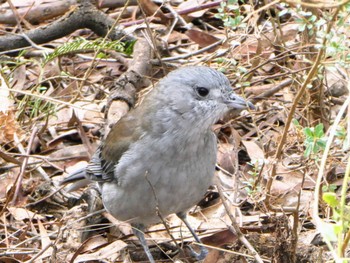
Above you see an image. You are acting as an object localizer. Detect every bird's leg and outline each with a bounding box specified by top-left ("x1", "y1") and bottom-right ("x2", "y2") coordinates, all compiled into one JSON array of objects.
[
  {"x1": 176, "y1": 212, "x2": 208, "y2": 260},
  {"x1": 132, "y1": 224, "x2": 156, "y2": 263}
]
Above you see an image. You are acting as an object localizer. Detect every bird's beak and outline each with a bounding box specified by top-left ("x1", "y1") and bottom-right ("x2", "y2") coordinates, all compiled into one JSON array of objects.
[{"x1": 224, "y1": 92, "x2": 255, "y2": 110}]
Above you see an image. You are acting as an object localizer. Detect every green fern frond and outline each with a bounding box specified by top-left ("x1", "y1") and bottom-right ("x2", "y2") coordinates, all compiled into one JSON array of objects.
[{"x1": 43, "y1": 38, "x2": 135, "y2": 65}]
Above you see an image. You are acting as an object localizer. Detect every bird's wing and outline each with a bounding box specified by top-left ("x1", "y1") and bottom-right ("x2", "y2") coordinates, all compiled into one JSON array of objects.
[
  {"x1": 85, "y1": 110, "x2": 144, "y2": 182},
  {"x1": 61, "y1": 109, "x2": 145, "y2": 186},
  {"x1": 102, "y1": 112, "x2": 142, "y2": 163},
  {"x1": 61, "y1": 96, "x2": 154, "y2": 186}
]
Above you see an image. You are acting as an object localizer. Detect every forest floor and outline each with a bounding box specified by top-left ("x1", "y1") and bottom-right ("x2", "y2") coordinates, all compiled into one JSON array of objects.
[{"x1": 1, "y1": 0, "x2": 349, "y2": 262}]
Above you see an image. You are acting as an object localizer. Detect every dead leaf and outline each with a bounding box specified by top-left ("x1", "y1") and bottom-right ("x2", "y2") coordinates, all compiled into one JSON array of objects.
[
  {"x1": 0, "y1": 169, "x2": 17, "y2": 200},
  {"x1": 138, "y1": 0, "x2": 169, "y2": 23},
  {"x1": 73, "y1": 240, "x2": 127, "y2": 262},
  {"x1": 177, "y1": 0, "x2": 207, "y2": 20},
  {"x1": 48, "y1": 98, "x2": 103, "y2": 127},
  {"x1": 0, "y1": 257, "x2": 21, "y2": 263},
  {"x1": 242, "y1": 140, "x2": 265, "y2": 161},
  {"x1": 11, "y1": 65, "x2": 27, "y2": 91},
  {"x1": 78, "y1": 236, "x2": 109, "y2": 254},
  {"x1": 37, "y1": 219, "x2": 53, "y2": 260},
  {"x1": 0, "y1": 74, "x2": 25, "y2": 144},
  {"x1": 217, "y1": 143, "x2": 236, "y2": 174},
  {"x1": 231, "y1": 23, "x2": 298, "y2": 61},
  {"x1": 8, "y1": 207, "x2": 45, "y2": 221},
  {"x1": 201, "y1": 229, "x2": 237, "y2": 247},
  {"x1": 186, "y1": 28, "x2": 221, "y2": 49}
]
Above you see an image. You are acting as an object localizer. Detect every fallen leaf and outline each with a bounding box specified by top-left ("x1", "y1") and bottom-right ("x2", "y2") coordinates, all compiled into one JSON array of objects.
[
  {"x1": 73, "y1": 240, "x2": 127, "y2": 262},
  {"x1": 242, "y1": 140, "x2": 265, "y2": 161},
  {"x1": 8, "y1": 207, "x2": 45, "y2": 221},
  {"x1": 186, "y1": 28, "x2": 221, "y2": 49},
  {"x1": 37, "y1": 219, "x2": 53, "y2": 260},
  {"x1": 138, "y1": 0, "x2": 169, "y2": 23}
]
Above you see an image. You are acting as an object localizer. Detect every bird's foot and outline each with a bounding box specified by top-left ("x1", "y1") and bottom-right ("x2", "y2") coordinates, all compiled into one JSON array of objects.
[{"x1": 185, "y1": 244, "x2": 208, "y2": 261}]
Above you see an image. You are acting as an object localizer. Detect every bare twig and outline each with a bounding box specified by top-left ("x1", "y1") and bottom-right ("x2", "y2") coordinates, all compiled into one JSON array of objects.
[
  {"x1": 217, "y1": 183, "x2": 264, "y2": 263},
  {"x1": 161, "y1": 39, "x2": 225, "y2": 62},
  {"x1": 12, "y1": 126, "x2": 38, "y2": 205}
]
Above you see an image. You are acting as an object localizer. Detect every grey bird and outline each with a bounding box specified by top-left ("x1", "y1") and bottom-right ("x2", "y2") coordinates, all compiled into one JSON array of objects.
[{"x1": 62, "y1": 66, "x2": 254, "y2": 262}]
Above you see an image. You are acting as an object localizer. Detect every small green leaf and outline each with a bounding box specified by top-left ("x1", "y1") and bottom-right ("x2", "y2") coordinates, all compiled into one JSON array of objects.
[
  {"x1": 316, "y1": 139, "x2": 327, "y2": 149},
  {"x1": 292, "y1": 119, "x2": 300, "y2": 127},
  {"x1": 323, "y1": 192, "x2": 339, "y2": 208},
  {"x1": 304, "y1": 127, "x2": 314, "y2": 138},
  {"x1": 298, "y1": 23, "x2": 306, "y2": 32},
  {"x1": 314, "y1": 123, "x2": 324, "y2": 138},
  {"x1": 304, "y1": 144, "x2": 313, "y2": 157},
  {"x1": 322, "y1": 184, "x2": 337, "y2": 192}
]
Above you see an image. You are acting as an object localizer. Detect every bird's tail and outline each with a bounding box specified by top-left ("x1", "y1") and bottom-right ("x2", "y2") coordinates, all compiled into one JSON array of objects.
[{"x1": 60, "y1": 167, "x2": 92, "y2": 192}]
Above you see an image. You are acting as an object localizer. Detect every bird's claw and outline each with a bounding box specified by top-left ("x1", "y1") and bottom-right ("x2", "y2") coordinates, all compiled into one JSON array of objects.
[{"x1": 185, "y1": 244, "x2": 208, "y2": 261}]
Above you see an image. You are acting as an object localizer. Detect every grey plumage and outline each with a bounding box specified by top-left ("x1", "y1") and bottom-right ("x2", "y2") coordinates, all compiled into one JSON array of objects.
[{"x1": 62, "y1": 66, "x2": 254, "y2": 262}]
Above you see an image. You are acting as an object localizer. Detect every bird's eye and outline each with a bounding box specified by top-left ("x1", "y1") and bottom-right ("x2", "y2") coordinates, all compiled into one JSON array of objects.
[{"x1": 196, "y1": 87, "x2": 209, "y2": 97}]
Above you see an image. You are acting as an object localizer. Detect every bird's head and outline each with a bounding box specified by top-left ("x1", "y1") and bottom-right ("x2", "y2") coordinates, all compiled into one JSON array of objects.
[{"x1": 151, "y1": 66, "x2": 254, "y2": 130}]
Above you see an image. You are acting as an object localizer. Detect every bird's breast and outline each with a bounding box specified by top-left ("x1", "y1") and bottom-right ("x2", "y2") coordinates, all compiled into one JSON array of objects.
[{"x1": 101, "y1": 130, "x2": 217, "y2": 225}]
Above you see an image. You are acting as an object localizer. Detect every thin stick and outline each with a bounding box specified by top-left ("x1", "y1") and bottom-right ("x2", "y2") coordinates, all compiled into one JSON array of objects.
[
  {"x1": 217, "y1": 183, "x2": 264, "y2": 263},
  {"x1": 12, "y1": 126, "x2": 38, "y2": 205}
]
